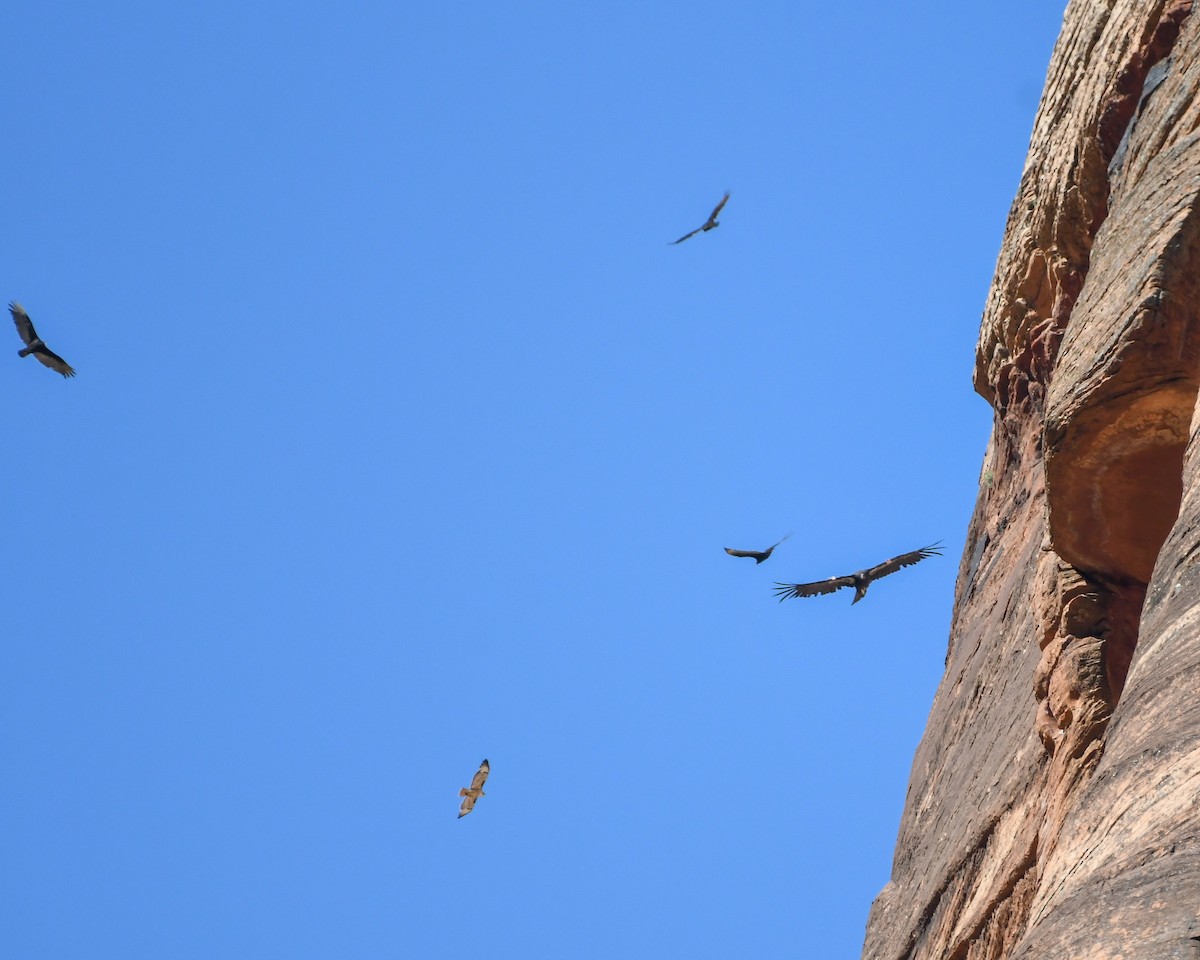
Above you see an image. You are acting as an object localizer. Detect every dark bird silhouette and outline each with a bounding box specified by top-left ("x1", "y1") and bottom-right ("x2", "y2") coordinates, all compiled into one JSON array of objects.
[
  {"x1": 458, "y1": 758, "x2": 489, "y2": 819},
  {"x1": 671, "y1": 192, "x2": 730, "y2": 244},
  {"x1": 725, "y1": 534, "x2": 790, "y2": 564},
  {"x1": 10, "y1": 302, "x2": 75, "y2": 378},
  {"x1": 773, "y1": 543, "x2": 943, "y2": 604}
]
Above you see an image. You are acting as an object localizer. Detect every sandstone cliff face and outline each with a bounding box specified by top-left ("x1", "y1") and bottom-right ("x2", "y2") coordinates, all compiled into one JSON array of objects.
[{"x1": 862, "y1": 3, "x2": 1200, "y2": 958}]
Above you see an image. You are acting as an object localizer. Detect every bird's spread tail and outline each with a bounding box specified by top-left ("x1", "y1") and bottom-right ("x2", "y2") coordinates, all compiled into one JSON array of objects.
[
  {"x1": 458, "y1": 787, "x2": 469, "y2": 796},
  {"x1": 17, "y1": 347, "x2": 32, "y2": 357}
]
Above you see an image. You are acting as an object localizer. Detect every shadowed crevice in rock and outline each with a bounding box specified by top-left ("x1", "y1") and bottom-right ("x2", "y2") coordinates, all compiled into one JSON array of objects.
[
  {"x1": 944, "y1": 848, "x2": 1039, "y2": 960},
  {"x1": 1043, "y1": 149, "x2": 1200, "y2": 724},
  {"x1": 1099, "y1": 0, "x2": 1193, "y2": 169}
]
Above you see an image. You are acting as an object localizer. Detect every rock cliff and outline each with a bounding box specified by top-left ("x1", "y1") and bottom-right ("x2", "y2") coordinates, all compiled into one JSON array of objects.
[{"x1": 861, "y1": 2, "x2": 1200, "y2": 958}]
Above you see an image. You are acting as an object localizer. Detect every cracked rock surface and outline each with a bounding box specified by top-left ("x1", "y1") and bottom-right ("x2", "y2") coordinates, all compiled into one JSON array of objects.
[{"x1": 863, "y1": 2, "x2": 1200, "y2": 958}]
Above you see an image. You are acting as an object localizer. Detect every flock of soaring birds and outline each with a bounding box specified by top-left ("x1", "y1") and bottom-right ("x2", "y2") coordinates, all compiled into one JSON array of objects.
[
  {"x1": 454, "y1": 195, "x2": 948, "y2": 817},
  {"x1": 6, "y1": 206, "x2": 940, "y2": 821},
  {"x1": 675, "y1": 195, "x2": 944, "y2": 605},
  {"x1": 682, "y1": 195, "x2": 944, "y2": 607},
  {"x1": 452, "y1": 193, "x2": 946, "y2": 816}
]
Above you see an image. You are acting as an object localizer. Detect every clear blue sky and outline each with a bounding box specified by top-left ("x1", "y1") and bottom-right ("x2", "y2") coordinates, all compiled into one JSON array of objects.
[{"x1": 2, "y1": 3, "x2": 1064, "y2": 957}]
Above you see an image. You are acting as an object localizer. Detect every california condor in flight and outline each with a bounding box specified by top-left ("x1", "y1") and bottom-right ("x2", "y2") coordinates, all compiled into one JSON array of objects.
[{"x1": 773, "y1": 543, "x2": 942, "y2": 604}]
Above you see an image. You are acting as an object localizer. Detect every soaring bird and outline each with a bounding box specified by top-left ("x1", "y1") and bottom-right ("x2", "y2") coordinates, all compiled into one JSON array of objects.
[
  {"x1": 10, "y1": 302, "x2": 75, "y2": 378},
  {"x1": 671, "y1": 192, "x2": 730, "y2": 244},
  {"x1": 725, "y1": 535, "x2": 790, "y2": 564},
  {"x1": 773, "y1": 543, "x2": 943, "y2": 604},
  {"x1": 458, "y1": 759, "x2": 490, "y2": 819}
]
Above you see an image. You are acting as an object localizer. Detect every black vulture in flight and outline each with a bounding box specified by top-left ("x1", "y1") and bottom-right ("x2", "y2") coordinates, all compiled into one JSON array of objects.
[
  {"x1": 773, "y1": 543, "x2": 942, "y2": 604},
  {"x1": 671, "y1": 192, "x2": 730, "y2": 244},
  {"x1": 10, "y1": 302, "x2": 75, "y2": 378},
  {"x1": 725, "y1": 535, "x2": 790, "y2": 564}
]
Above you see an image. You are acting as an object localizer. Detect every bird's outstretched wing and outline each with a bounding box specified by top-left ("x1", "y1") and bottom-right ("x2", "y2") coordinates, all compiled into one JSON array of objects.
[
  {"x1": 32, "y1": 346, "x2": 75, "y2": 377},
  {"x1": 773, "y1": 575, "x2": 856, "y2": 600},
  {"x1": 9, "y1": 302, "x2": 38, "y2": 346},
  {"x1": 671, "y1": 227, "x2": 703, "y2": 245},
  {"x1": 704, "y1": 191, "x2": 731, "y2": 227},
  {"x1": 469, "y1": 759, "x2": 490, "y2": 792},
  {"x1": 458, "y1": 793, "x2": 478, "y2": 818},
  {"x1": 861, "y1": 543, "x2": 943, "y2": 585}
]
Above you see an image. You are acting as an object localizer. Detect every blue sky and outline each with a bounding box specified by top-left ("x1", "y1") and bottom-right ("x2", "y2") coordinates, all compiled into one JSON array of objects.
[{"x1": 2, "y1": 3, "x2": 1064, "y2": 957}]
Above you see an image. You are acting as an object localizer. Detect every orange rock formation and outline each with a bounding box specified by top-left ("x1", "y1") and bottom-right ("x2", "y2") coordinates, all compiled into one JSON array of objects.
[{"x1": 862, "y1": 2, "x2": 1200, "y2": 958}]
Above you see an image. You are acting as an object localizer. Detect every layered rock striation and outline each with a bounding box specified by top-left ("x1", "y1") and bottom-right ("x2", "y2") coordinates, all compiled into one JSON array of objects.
[{"x1": 862, "y1": 2, "x2": 1200, "y2": 958}]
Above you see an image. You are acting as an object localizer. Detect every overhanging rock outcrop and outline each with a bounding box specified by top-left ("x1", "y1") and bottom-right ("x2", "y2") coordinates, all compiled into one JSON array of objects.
[{"x1": 862, "y1": 3, "x2": 1200, "y2": 959}]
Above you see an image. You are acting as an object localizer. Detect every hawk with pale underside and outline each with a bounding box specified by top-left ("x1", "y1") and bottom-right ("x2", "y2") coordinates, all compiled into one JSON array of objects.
[{"x1": 458, "y1": 759, "x2": 489, "y2": 819}]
